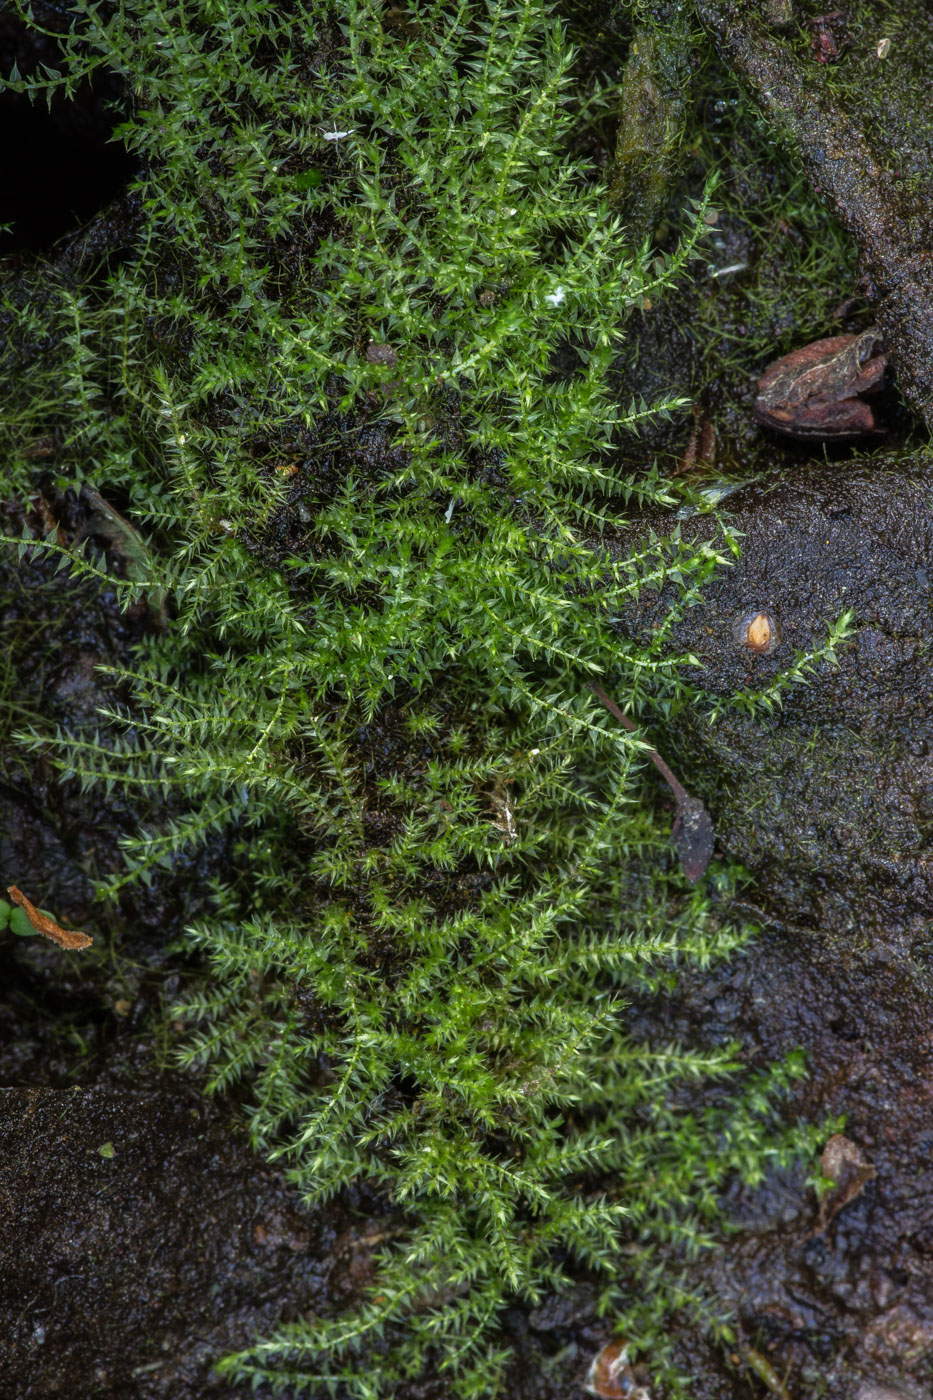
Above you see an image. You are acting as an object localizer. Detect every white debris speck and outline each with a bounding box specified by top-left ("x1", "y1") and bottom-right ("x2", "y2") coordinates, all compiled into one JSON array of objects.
[
  {"x1": 321, "y1": 125, "x2": 355, "y2": 142},
  {"x1": 545, "y1": 286, "x2": 566, "y2": 307}
]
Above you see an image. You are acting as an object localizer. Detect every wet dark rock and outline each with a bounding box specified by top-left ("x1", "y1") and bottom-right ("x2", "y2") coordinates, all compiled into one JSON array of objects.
[
  {"x1": 365, "y1": 340, "x2": 398, "y2": 367},
  {"x1": 0, "y1": 1085, "x2": 347, "y2": 1399},
  {"x1": 527, "y1": 1283, "x2": 598, "y2": 1333},
  {"x1": 635, "y1": 909, "x2": 933, "y2": 1396},
  {"x1": 608, "y1": 453, "x2": 933, "y2": 946},
  {"x1": 596, "y1": 452, "x2": 933, "y2": 1394},
  {"x1": 855, "y1": 1378, "x2": 933, "y2": 1400}
]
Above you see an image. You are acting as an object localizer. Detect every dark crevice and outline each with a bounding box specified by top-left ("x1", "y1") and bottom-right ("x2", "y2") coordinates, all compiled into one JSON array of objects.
[{"x1": 0, "y1": 12, "x2": 135, "y2": 253}]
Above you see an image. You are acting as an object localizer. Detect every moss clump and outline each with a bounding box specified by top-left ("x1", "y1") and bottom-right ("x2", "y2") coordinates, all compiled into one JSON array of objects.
[{"x1": 1, "y1": 1, "x2": 832, "y2": 1394}]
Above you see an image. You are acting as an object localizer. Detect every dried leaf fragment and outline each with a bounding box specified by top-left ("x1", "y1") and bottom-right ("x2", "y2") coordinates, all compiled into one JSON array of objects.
[
  {"x1": 672, "y1": 795, "x2": 715, "y2": 883},
  {"x1": 813, "y1": 1132, "x2": 876, "y2": 1232},
  {"x1": 7, "y1": 887, "x2": 93, "y2": 950},
  {"x1": 585, "y1": 1339, "x2": 651, "y2": 1399}
]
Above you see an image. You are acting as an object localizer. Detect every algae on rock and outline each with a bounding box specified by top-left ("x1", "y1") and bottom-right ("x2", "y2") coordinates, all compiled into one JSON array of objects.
[{"x1": 609, "y1": 4, "x2": 695, "y2": 245}]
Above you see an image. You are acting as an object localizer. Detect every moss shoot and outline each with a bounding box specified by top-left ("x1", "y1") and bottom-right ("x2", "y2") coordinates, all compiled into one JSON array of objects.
[{"x1": 0, "y1": 1, "x2": 838, "y2": 1394}]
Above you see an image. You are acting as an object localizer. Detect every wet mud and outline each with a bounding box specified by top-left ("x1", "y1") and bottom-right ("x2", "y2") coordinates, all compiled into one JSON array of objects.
[{"x1": 0, "y1": 1085, "x2": 364, "y2": 1400}]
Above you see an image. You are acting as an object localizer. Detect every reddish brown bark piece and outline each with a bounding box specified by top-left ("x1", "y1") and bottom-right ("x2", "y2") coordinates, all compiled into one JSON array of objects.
[
  {"x1": 7, "y1": 887, "x2": 93, "y2": 951},
  {"x1": 754, "y1": 329, "x2": 886, "y2": 440}
]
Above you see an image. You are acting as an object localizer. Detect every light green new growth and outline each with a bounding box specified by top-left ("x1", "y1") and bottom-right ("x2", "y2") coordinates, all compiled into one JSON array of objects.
[{"x1": 1, "y1": 1, "x2": 827, "y2": 1394}]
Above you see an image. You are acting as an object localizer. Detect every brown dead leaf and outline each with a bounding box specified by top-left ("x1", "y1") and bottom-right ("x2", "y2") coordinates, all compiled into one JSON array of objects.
[
  {"x1": 812, "y1": 1132, "x2": 876, "y2": 1233},
  {"x1": 34, "y1": 492, "x2": 64, "y2": 544},
  {"x1": 7, "y1": 886, "x2": 93, "y2": 950}
]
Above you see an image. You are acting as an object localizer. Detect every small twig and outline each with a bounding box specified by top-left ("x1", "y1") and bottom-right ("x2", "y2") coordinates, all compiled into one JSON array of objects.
[
  {"x1": 588, "y1": 683, "x2": 687, "y2": 799},
  {"x1": 587, "y1": 683, "x2": 714, "y2": 883}
]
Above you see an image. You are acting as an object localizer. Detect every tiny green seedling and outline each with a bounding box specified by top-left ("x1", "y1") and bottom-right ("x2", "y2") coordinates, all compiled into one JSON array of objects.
[{"x1": 0, "y1": 897, "x2": 40, "y2": 938}]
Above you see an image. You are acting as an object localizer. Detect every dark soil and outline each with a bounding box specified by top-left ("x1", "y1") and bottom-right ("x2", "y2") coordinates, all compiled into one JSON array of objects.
[
  {"x1": 0, "y1": 493, "x2": 392, "y2": 1400},
  {"x1": 0, "y1": 1085, "x2": 366, "y2": 1400}
]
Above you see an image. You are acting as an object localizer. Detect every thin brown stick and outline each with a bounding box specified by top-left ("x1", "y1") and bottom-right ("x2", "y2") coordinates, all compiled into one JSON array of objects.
[
  {"x1": 587, "y1": 682, "x2": 715, "y2": 883},
  {"x1": 587, "y1": 682, "x2": 688, "y2": 802}
]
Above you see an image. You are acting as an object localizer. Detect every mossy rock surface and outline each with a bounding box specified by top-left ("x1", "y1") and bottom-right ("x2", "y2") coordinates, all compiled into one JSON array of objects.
[{"x1": 609, "y1": 452, "x2": 933, "y2": 950}]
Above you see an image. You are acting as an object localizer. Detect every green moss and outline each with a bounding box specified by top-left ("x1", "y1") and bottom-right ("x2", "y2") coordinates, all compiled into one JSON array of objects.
[{"x1": 0, "y1": 1, "x2": 837, "y2": 1393}]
